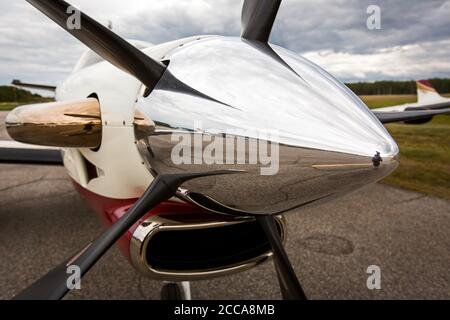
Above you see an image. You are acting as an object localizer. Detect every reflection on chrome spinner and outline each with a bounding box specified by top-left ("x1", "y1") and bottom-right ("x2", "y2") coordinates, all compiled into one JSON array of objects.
[{"x1": 135, "y1": 37, "x2": 399, "y2": 215}]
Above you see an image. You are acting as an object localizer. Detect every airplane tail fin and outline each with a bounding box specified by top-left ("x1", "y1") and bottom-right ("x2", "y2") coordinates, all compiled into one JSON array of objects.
[{"x1": 416, "y1": 80, "x2": 444, "y2": 103}]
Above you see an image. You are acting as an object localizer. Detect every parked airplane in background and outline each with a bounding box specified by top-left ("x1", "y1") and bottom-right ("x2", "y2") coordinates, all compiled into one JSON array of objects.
[
  {"x1": 372, "y1": 80, "x2": 450, "y2": 123},
  {"x1": 1, "y1": 0, "x2": 450, "y2": 300}
]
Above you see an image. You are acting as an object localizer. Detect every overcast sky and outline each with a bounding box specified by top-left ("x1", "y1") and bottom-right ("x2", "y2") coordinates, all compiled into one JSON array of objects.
[{"x1": 1, "y1": 0, "x2": 449, "y2": 92}]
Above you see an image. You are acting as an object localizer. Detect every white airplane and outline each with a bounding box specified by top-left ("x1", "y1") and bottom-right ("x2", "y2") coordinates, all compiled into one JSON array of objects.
[
  {"x1": 372, "y1": 80, "x2": 450, "y2": 124},
  {"x1": 1, "y1": 0, "x2": 449, "y2": 300}
]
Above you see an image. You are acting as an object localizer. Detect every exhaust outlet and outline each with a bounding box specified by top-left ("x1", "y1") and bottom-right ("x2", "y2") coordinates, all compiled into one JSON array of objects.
[{"x1": 130, "y1": 214, "x2": 286, "y2": 281}]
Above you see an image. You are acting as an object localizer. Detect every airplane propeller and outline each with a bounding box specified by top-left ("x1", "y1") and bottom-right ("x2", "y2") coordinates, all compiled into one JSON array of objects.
[
  {"x1": 240, "y1": 0, "x2": 307, "y2": 299},
  {"x1": 241, "y1": 0, "x2": 282, "y2": 42},
  {"x1": 17, "y1": 0, "x2": 307, "y2": 300},
  {"x1": 26, "y1": 0, "x2": 165, "y2": 92},
  {"x1": 26, "y1": 0, "x2": 226, "y2": 103},
  {"x1": 14, "y1": 171, "x2": 240, "y2": 300}
]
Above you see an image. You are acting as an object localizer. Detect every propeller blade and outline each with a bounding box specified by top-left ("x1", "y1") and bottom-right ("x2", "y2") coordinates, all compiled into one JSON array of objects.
[
  {"x1": 257, "y1": 215, "x2": 307, "y2": 300},
  {"x1": 26, "y1": 0, "x2": 232, "y2": 105},
  {"x1": 26, "y1": 0, "x2": 166, "y2": 91},
  {"x1": 241, "y1": 0, "x2": 282, "y2": 42},
  {"x1": 14, "y1": 171, "x2": 240, "y2": 300}
]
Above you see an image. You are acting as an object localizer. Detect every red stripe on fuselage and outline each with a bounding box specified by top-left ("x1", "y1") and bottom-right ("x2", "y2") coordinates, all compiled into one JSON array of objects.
[{"x1": 70, "y1": 179, "x2": 215, "y2": 260}]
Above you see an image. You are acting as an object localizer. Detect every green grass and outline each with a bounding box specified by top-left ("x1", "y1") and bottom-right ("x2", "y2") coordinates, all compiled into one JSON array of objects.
[
  {"x1": 0, "y1": 98, "x2": 54, "y2": 111},
  {"x1": 361, "y1": 94, "x2": 450, "y2": 200},
  {"x1": 0, "y1": 102, "x2": 19, "y2": 111},
  {"x1": 360, "y1": 94, "x2": 418, "y2": 109}
]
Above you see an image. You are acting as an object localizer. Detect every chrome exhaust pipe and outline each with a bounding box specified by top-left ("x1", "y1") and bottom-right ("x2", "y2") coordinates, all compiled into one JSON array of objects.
[{"x1": 130, "y1": 214, "x2": 286, "y2": 281}]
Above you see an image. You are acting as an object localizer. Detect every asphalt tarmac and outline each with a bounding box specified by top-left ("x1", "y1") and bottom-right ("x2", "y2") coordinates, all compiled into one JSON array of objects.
[{"x1": 0, "y1": 112, "x2": 449, "y2": 300}]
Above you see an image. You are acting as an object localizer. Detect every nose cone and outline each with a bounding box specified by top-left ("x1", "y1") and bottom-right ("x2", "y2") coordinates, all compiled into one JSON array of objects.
[{"x1": 136, "y1": 37, "x2": 399, "y2": 215}]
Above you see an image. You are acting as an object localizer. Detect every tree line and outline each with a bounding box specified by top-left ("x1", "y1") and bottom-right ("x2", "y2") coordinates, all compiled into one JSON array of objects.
[
  {"x1": 1, "y1": 78, "x2": 450, "y2": 102},
  {"x1": 0, "y1": 86, "x2": 51, "y2": 103},
  {"x1": 345, "y1": 78, "x2": 450, "y2": 95}
]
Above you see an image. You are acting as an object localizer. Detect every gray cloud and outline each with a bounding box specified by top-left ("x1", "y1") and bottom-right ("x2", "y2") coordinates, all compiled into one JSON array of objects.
[
  {"x1": 0, "y1": 0, "x2": 449, "y2": 91},
  {"x1": 273, "y1": 0, "x2": 450, "y2": 54}
]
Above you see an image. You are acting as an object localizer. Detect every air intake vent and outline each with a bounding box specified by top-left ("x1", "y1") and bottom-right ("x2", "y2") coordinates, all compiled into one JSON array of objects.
[{"x1": 130, "y1": 215, "x2": 285, "y2": 281}]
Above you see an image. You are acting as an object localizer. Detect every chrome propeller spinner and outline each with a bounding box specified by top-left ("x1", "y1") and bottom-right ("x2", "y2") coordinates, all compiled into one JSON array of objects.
[{"x1": 135, "y1": 36, "x2": 398, "y2": 216}]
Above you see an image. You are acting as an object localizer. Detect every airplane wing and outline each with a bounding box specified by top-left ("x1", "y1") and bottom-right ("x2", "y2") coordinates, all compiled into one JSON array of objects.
[
  {"x1": 374, "y1": 108, "x2": 450, "y2": 124},
  {"x1": 12, "y1": 79, "x2": 56, "y2": 92},
  {"x1": 374, "y1": 100, "x2": 450, "y2": 113},
  {"x1": 0, "y1": 140, "x2": 63, "y2": 165}
]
